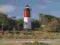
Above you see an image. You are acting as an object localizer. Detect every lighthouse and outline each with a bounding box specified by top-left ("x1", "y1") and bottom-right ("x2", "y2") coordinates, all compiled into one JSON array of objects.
[{"x1": 23, "y1": 5, "x2": 31, "y2": 30}]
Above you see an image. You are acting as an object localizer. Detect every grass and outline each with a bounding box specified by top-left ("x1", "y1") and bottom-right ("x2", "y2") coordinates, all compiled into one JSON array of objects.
[
  {"x1": 49, "y1": 43, "x2": 60, "y2": 45},
  {"x1": 0, "y1": 42, "x2": 49, "y2": 45},
  {"x1": 0, "y1": 43, "x2": 22, "y2": 45},
  {"x1": 0, "y1": 30, "x2": 60, "y2": 39},
  {"x1": 0, "y1": 42, "x2": 60, "y2": 45},
  {"x1": 0, "y1": 30, "x2": 60, "y2": 45},
  {"x1": 0, "y1": 40, "x2": 60, "y2": 45}
]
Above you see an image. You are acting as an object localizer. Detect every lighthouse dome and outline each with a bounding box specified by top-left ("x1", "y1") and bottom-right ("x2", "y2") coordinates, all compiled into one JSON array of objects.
[{"x1": 25, "y1": 5, "x2": 30, "y2": 8}]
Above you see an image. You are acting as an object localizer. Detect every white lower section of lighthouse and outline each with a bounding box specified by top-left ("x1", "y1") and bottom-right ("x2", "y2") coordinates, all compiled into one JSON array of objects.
[{"x1": 24, "y1": 17, "x2": 31, "y2": 29}]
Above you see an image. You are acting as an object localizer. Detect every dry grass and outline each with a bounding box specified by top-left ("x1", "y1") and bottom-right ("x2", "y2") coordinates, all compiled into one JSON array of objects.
[
  {"x1": 0, "y1": 42, "x2": 48, "y2": 45},
  {"x1": 0, "y1": 31, "x2": 60, "y2": 39},
  {"x1": 0, "y1": 43, "x2": 23, "y2": 45},
  {"x1": 1, "y1": 42, "x2": 60, "y2": 45},
  {"x1": 0, "y1": 40, "x2": 60, "y2": 45}
]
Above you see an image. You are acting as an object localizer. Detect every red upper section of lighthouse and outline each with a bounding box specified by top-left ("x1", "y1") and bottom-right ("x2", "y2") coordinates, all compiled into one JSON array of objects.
[{"x1": 24, "y1": 5, "x2": 30, "y2": 17}]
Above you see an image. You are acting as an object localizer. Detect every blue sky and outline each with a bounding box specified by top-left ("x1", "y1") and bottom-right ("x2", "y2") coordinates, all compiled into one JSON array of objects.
[{"x1": 0, "y1": 0, "x2": 60, "y2": 19}]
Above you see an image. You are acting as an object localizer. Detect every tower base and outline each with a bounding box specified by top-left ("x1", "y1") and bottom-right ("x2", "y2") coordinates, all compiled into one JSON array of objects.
[{"x1": 24, "y1": 17, "x2": 31, "y2": 30}]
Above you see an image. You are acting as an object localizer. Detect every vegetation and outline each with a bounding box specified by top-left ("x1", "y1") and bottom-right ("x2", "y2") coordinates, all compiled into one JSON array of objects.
[
  {"x1": 0, "y1": 42, "x2": 49, "y2": 45},
  {"x1": 39, "y1": 13, "x2": 60, "y2": 32},
  {"x1": 0, "y1": 13, "x2": 60, "y2": 39},
  {"x1": 0, "y1": 42, "x2": 60, "y2": 45},
  {"x1": 1, "y1": 13, "x2": 60, "y2": 32},
  {"x1": 31, "y1": 19, "x2": 40, "y2": 29},
  {"x1": 23, "y1": 42, "x2": 48, "y2": 45}
]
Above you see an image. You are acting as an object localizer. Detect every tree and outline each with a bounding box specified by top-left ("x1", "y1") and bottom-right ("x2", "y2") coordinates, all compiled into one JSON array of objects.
[
  {"x1": 0, "y1": 13, "x2": 8, "y2": 25},
  {"x1": 39, "y1": 13, "x2": 60, "y2": 32},
  {"x1": 17, "y1": 19, "x2": 23, "y2": 26},
  {"x1": 16, "y1": 19, "x2": 23, "y2": 30},
  {"x1": 31, "y1": 19, "x2": 40, "y2": 29},
  {"x1": 39, "y1": 14, "x2": 56, "y2": 25}
]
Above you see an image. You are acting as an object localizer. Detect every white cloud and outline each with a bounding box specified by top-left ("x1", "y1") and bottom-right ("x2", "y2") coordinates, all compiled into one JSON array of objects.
[{"x1": 0, "y1": 5, "x2": 16, "y2": 13}]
